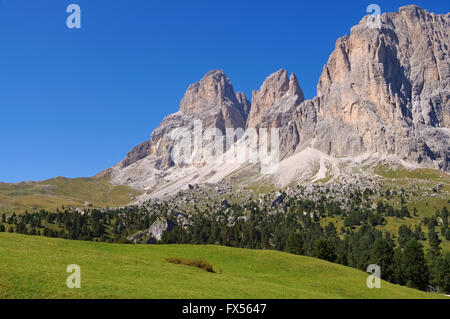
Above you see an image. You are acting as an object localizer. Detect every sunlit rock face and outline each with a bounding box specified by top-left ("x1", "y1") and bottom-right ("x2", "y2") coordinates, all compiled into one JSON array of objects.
[
  {"x1": 121, "y1": 70, "x2": 250, "y2": 170},
  {"x1": 313, "y1": 5, "x2": 449, "y2": 169}
]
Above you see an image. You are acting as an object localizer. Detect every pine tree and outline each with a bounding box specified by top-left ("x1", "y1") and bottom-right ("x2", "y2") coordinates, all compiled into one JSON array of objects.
[
  {"x1": 285, "y1": 233, "x2": 303, "y2": 255},
  {"x1": 428, "y1": 228, "x2": 441, "y2": 257},
  {"x1": 398, "y1": 224, "x2": 413, "y2": 248},
  {"x1": 313, "y1": 239, "x2": 336, "y2": 262},
  {"x1": 391, "y1": 248, "x2": 404, "y2": 285},
  {"x1": 429, "y1": 252, "x2": 450, "y2": 293},
  {"x1": 442, "y1": 207, "x2": 448, "y2": 227},
  {"x1": 401, "y1": 240, "x2": 429, "y2": 291},
  {"x1": 413, "y1": 225, "x2": 425, "y2": 240},
  {"x1": 400, "y1": 206, "x2": 410, "y2": 218},
  {"x1": 369, "y1": 238, "x2": 394, "y2": 281}
]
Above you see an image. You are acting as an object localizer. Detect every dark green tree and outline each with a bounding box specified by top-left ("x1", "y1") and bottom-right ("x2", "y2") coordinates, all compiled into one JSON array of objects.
[
  {"x1": 429, "y1": 252, "x2": 450, "y2": 293},
  {"x1": 400, "y1": 206, "x2": 410, "y2": 218},
  {"x1": 428, "y1": 229, "x2": 441, "y2": 257},
  {"x1": 313, "y1": 239, "x2": 336, "y2": 262},
  {"x1": 401, "y1": 240, "x2": 429, "y2": 291},
  {"x1": 398, "y1": 224, "x2": 413, "y2": 248},
  {"x1": 369, "y1": 238, "x2": 394, "y2": 281},
  {"x1": 413, "y1": 225, "x2": 425, "y2": 241},
  {"x1": 392, "y1": 248, "x2": 405, "y2": 285},
  {"x1": 285, "y1": 233, "x2": 304, "y2": 255}
]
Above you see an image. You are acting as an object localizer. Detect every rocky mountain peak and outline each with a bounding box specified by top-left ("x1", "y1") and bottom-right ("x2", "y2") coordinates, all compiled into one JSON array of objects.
[
  {"x1": 288, "y1": 73, "x2": 304, "y2": 99},
  {"x1": 247, "y1": 69, "x2": 304, "y2": 128},
  {"x1": 119, "y1": 70, "x2": 250, "y2": 169},
  {"x1": 180, "y1": 70, "x2": 242, "y2": 114}
]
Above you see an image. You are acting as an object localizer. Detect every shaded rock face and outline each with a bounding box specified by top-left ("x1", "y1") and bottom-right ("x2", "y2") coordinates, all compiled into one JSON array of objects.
[
  {"x1": 121, "y1": 70, "x2": 250, "y2": 169},
  {"x1": 113, "y1": 5, "x2": 449, "y2": 190},
  {"x1": 122, "y1": 140, "x2": 151, "y2": 168}
]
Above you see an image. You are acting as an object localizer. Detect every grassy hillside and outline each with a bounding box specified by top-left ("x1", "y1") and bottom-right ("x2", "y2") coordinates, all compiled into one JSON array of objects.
[
  {"x1": 0, "y1": 233, "x2": 446, "y2": 299},
  {"x1": 0, "y1": 174, "x2": 141, "y2": 213}
]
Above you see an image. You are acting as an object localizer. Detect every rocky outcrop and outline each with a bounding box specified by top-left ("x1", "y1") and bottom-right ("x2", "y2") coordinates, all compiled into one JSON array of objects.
[
  {"x1": 271, "y1": 192, "x2": 284, "y2": 207},
  {"x1": 126, "y1": 218, "x2": 175, "y2": 244}
]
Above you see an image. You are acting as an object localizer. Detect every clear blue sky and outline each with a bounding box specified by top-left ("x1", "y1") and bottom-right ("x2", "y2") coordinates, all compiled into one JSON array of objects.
[{"x1": 0, "y1": 0, "x2": 448, "y2": 182}]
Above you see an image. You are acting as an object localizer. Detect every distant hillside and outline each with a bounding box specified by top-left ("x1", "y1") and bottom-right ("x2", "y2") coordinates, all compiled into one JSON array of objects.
[
  {"x1": 0, "y1": 173, "x2": 141, "y2": 213},
  {"x1": 0, "y1": 233, "x2": 446, "y2": 299}
]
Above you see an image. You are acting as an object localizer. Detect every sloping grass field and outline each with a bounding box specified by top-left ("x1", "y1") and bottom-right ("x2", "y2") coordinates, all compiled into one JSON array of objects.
[{"x1": 0, "y1": 233, "x2": 446, "y2": 299}]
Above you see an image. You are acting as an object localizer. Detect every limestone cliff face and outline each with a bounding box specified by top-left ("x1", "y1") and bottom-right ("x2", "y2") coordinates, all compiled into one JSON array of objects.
[
  {"x1": 247, "y1": 5, "x2": 449, "y2": 169},
  {"x1": 314, "y1": 5, "x2": 449, "y2": 169},
  {"x1": 121, "y1": 70, "x2": 250, "y2": 169}
]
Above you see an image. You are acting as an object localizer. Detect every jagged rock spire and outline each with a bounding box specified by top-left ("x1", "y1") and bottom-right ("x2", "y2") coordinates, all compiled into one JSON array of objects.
[{"x1": 246, "y1": 69, "x2": 304, "y2": 128}]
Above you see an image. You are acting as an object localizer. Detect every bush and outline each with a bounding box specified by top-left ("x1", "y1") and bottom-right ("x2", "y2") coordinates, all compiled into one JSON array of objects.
[{"x1": 167, "y1": 257, "x2": 216, "y2": 273}]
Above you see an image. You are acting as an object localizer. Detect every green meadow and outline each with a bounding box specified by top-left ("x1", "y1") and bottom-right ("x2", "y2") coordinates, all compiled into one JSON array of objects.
[{"x1": 0, "y1": 233, "x2": 446, "y2": 299}]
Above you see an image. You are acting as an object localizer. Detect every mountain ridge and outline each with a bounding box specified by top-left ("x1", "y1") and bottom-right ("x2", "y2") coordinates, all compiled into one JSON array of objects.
[{"x1": 106, "y1": 5, "x2": 448, "y2": 199}]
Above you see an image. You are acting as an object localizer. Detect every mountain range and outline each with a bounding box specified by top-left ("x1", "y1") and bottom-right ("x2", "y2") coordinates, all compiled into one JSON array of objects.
[{"x1": 98, "y1": 5, "x2": 449, "y2": 202}]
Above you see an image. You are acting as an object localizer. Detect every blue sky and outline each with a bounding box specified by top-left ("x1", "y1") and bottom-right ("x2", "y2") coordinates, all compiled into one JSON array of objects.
[{"x1": 0, "y1": 0, "x2": 448, "y2": 182}]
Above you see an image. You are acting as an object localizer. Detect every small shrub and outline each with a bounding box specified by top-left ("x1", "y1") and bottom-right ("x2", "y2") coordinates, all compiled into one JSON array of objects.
[{"x1": 167, "y1": 257, "x2": 216, "y2": 273}]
